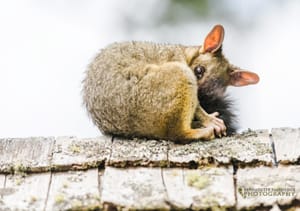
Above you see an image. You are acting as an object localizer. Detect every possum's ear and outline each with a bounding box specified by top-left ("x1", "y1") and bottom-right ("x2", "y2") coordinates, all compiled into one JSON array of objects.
[
  {"x1": 229, "y1": 70, "x2": 260, "y2": 87},
  {"x1": 201, "y1": 25, "x2": 224, "y2": 53}
]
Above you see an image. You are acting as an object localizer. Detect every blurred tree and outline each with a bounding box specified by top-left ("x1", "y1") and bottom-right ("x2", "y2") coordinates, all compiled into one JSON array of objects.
[
  {"x1": 121, "y1": 0, "x2": 282, "y2": 30},
  {"x1": 121, "y1": 0, "x2": 233, "y2": 30},
  {"x1": 161, "y1": 0, "x2": 211, "y2": 23}
]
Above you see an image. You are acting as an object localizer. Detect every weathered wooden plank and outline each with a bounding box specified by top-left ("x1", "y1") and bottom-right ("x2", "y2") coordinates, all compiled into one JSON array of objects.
[
  {"x1": 0, "y1": 174, "x2": 5, "y2": 205},
  {"x1": 168, "y1": 129, "x2": 273, "y2": 167},
  {"x1": 162, "y1": 167, "x2": 235, "y2": 210},
  {"x1": 272, "y1": 127, "x2": 300, "y2": 164},
  {"x1": 101, "y1": 167, "x2": 170, "y2": 210},
  {"x1": 51, "y1": 136, "x2": 112, "y2": 171},
  {"x1": 45, "y1": 169, "x2": 101, "y2": 211},
  {"x1": 0, "y1": 173, "x2": 50, "y2": 210},
  {"x1": 0, "y1": 174, "x2": 4, "y2": 187},
  {"x1": 0, "y1": 137, "x2": 55, "y2": 173},
  {"x1": 270, "y1": 204, "x2": 281, "y2": 211},
  {"x1": 237, "y1": 166, "x2": 300, "y2": 209},
  {"x1": 108, "y1": 137, "x2": 168, "y2": 167}
]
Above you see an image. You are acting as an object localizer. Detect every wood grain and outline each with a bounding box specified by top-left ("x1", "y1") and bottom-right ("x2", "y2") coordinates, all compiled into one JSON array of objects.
[
  {"x1": 0, "y1": 137, "x2": 55, "y2": 173},
  {"x1": 272, "y1": 127, "x2": 300, "y2": 164},
  {"x1": 1, "y1": 173, "x2": 50, "y2": 210},
  {"x1": 45, "y1": 169, "x2": 101, "y2": 211},
  {"x1": 101, "y1": 166, "x2": 169, "y2": 210},
  {"x1": 168, "y1": 129, "x2": 273, "y2": 167},
  {"x1": 236, "y1": 166, "x2": 300, "y2": 209},
  {"x1": 108, "y1": 137, "x2": 169, "y2": 167},
  {"x1": 51, "y1": 136, "x2": 112, "y2": 171},
  {"x1": 162, "y1": 167, "x2": 235, "y2": 209}
]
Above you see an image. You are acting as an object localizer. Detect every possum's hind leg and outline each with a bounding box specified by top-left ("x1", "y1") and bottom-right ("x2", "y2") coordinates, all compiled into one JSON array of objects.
[
  {"x1": 175, "y1": 127, "x2": 216, "y2": 144},
  {"x1": 170, "y1": 104, "x2": 216, "y2": 143},
  {"x1": 154, "y1": 62, "x2": 217, "y2": 143}
]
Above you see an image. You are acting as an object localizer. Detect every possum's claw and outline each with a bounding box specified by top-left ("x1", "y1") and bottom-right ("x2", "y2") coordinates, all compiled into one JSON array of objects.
[{"x1": 203, "y1": 112, "x2": 227, "y2": 138}]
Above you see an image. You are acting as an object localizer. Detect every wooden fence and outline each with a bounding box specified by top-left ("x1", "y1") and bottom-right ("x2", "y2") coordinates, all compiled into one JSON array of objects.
[{"x1": 0, "y1": 128, "x2": 299, "y2": 210}]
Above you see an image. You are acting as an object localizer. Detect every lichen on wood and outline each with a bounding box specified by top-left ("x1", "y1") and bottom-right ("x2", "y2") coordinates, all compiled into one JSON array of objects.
[
  {"x1": 0, "y1": 173, "x2": 51, "y2": 210},
  {"x1": 162, "y1": 167, "x2": 235, "y2": 210},
  {"x1": 272, "y1": 127, "x2": 300, "y2": 164},
  {"x1": 51, "y1": 136, "x2": 112, "y2": 171},
  {"x1": 168, "y1": 129, "x2": 273, "y2": 167},
  {"x1": 108, "y1": 137, "x2": 169, "y2": 167},
  {"x1": 101, "y1": 167, "x2": 170, "y2": 210},
  {"x1": 236, "y1": 166, "x2": 300, "y2": 209},
  {"x1": 0, "y1": 137, "x2": 55, "y2": 173},
  {"x1": 45, "y1": 169, "x2": 101, "y2": 211}
]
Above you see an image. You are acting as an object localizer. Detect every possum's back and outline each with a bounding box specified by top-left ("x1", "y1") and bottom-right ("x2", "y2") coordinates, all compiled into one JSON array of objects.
[{"x1": 83, "y1": 41, "x2": 186, "y2": 136}]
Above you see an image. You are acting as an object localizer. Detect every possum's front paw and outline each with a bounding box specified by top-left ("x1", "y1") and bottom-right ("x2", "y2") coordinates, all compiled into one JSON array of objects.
[{"x1": 203, "y1": 112, "x2": 227, "y2": 137}]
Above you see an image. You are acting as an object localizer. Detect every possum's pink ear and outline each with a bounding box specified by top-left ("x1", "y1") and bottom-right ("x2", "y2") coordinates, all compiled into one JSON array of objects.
[
  {"x1": 229, "y1": 70, "x2": 260, "y2": 87},
  {"x1": 202, "y1": 25, "x2": 224, "y2": 53}
]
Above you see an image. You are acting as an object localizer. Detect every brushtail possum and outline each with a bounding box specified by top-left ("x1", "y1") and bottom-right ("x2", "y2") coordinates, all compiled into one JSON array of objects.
[{"x1": 83, "y1": 25, "x2": 259, "y2": 144}]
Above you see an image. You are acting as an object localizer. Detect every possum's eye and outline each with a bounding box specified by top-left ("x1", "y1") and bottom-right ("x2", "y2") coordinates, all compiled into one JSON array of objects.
[{"x1": 194, "y1": 65, "x2": 206, "y2": 79}]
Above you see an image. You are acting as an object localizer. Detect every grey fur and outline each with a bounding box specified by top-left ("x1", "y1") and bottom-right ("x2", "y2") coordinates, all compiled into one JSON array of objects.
[{"x1": 82, "y1": 26, "x2": 259, "y2": 143}]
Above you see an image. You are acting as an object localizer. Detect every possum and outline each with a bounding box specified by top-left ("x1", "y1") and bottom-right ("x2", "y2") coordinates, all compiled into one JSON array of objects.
[{"x1": 82, "y1": 24, "x2": 259, "y2": 143}]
